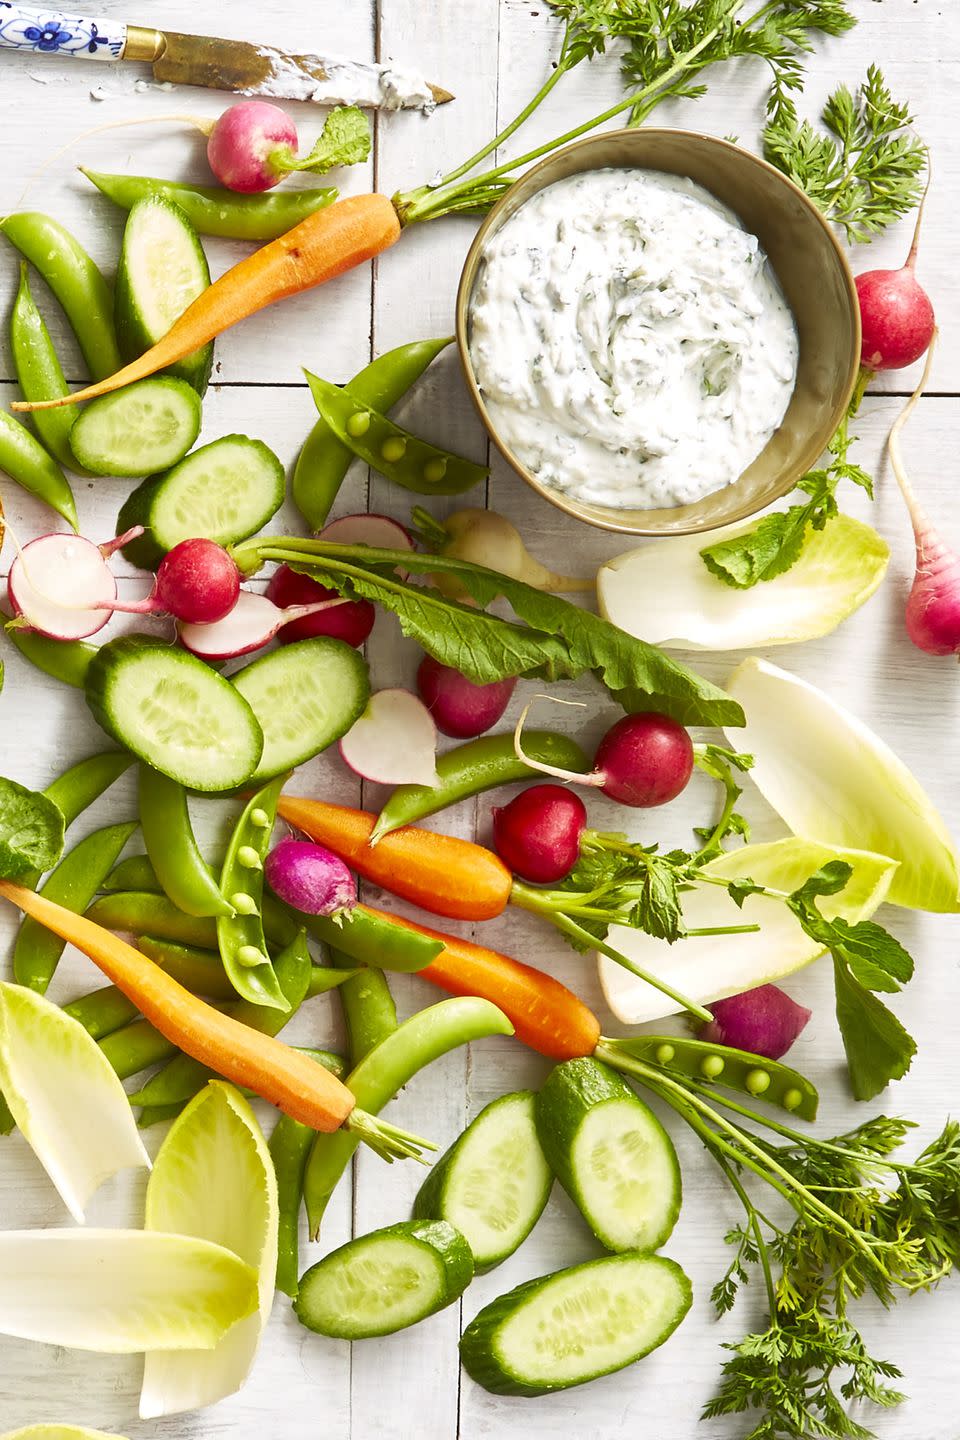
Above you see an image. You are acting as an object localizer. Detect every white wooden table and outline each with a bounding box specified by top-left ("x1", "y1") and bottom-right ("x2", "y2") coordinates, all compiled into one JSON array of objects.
[{"x1": 0, "y1": 3, "x2": 958, "y2": 1437}]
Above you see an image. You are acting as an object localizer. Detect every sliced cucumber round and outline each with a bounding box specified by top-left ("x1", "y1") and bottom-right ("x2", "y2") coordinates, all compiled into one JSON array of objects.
[
  {"x1": 71, "y1": 377, "x2": 201, "y2": 477},
  {"x1": 535, "y1": 1057, "x2": 681, "y2": 1253},
  {"x1": 414, "y1": 1092, "x2": 551, "y2": 1271},
  {"x1": 84, "y1": 636, "x2": 263, "y2": 792},
  {"x1": 115, "y1": 196, "x2": 213, "y2": 395},
  {"x1": 460, "y1": 1253, "x2": 692, "y2": 1396},
  {"x1": 295, "y1": 1219, "x2": 474, "y2": 1339},
  {"x1": 116, "y1": 433, "x2": 285, "y2": 568},
  {"x1": 231, "y1": 637, "x2": 369, "y2": 783}
]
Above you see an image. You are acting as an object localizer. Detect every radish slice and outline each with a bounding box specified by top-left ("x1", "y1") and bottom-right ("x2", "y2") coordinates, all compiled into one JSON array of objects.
[
  {"x1": 339, "y1": 689, "x2": 440, "y2": 787},
  {"x1": 319, "y1": 514, "x2": 413, "y2": 551},
  {"x1": 8, "y1": 534, "x2": 118, "y2": 640},
  {"x1": 178, "y1": 588, "x2": 346, "y2": 662}
]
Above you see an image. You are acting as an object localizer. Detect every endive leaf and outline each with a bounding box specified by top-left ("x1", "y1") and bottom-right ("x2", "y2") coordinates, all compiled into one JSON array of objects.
[
  {"x1": 725, "y1": 657, "x2": 960, "y2": 911},
  {"x1": 2, "y1": 1428, "x2": 130, "y2": 1440},
  {"x1": 140, "y1": 1081, "x2": 279, "y2": 1419},
  {"x1": 0, "y1": 1229, "x2": 258, "y2": 1352},
  {"x1": 599, "y1": 838, "x2": 898, "y2": 1025},
  {"x1": 0, "y1": 981, "x2": 149, "y2": 1221},
  {"x1": 597, "y1": 514, "x2": 889, "y2": 651}
]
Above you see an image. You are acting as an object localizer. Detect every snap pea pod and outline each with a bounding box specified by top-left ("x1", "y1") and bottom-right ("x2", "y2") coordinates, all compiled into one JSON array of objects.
[
  {"x1": 304, "y1": 996, "x2": 514, "y2": 1237},
  {"x1": 305, "y1": 371, "x2": 487, "y2": 498},
  {"x1": 87, "y1": 888, "x2": 297, "y2": 951},
  {"x1": 138, "y1": 935, "x2": 251, "y2": 998},
  {"x1": 10, "y1": 262, "x2": 86, "y2": 473},
  {"x1": 0, "y1": 410, "x2": 78, "y2": 530},
  {"x1": 596, "y1": 1036, "x2": 819, "y2": 1123},
  {"x1": 138, "y1": 767, "x2": 232, "y2": 918},
  {"x1": 128, "y1": 931, "x2": 312, "y2": 1108},
  {"x1": 99, "y1": 1015, "x2": 179, "y2": 1079},
  {"x1": 372, "y1": 730, "x2": 591, "y2": 841},
  {"x1": 270, "y1": 1110, "x2": 315, "y2": 1297},
  {"x1": 18, "y1": 749, "x2": 133, "y2": 890},
  {"x1": 80, "y1": 168, "x2": 338, "y2": 241},
  {"x1": 63, "y1": 983, "x2": 139, "y2": 1039},
  {"x1": 0, "y1": 213, "x2": 121, "y2": 379},
  {"x1": 218, "y1": 777, "x2": 289, "y2": 1011},
  {"x1": 103, "y1": 853, "x2": 163, "y2": 893},
  {"x1": 13, "y1": 822, "x2": 138, "y2": 993},
  {"x1": 302, "y1": 904, "x2": 443, "y2": 973},
  {"x1": 331, "y1": 947, "x2": 397, "y2": 1066},
  {"x1": 5, "y1": 627, "x2": 95, "y2": 689},
  {"x1": 293, "y1": 336, "x2": 453, "y2": 531}
]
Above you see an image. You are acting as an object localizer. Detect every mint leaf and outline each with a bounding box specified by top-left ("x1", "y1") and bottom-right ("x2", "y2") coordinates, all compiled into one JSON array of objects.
[
  {"x1": 0, "y1": 778, "x2": 64, "y2": 880},
  {"x1": 833, "y1": 957, "x2": 916, "y2": 1101},
  {"x1": 826, "y1": 918, "x2": 914, "y2": 994},
  {"x1": 790, "y1": 861, "x2": 854, "y2": 906},
  {"x1": 275, "y1": 106, "x2": 371, "y2": 176}
]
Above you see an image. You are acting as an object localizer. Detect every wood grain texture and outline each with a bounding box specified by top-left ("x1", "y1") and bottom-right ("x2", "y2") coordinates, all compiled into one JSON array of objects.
[{"x1": 1, "y1": 1, "x2": 959, "y2": 1437}]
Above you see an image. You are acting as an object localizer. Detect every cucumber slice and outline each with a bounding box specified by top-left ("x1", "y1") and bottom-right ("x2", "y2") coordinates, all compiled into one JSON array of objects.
[
  {"x1": 414, "y1": 1092, "x2": 551, "y2": 1271},
  {"x1": 84, "y1": 636, "x2": 263, "y2": 792},
  {"x1": 460, "y1": 1253, "x2": 691, "y2": 1396},
  {"x1": 116, "y1": 434, "x2": 284, "y2": 568},
  {"x1": 535, "y1": 1057, "x2": 681, "y2": 1253},
  {"x1": 295, "y1": 1219, "x2": 473, "y2": 1339},
  {"x1": 115, "y1": 196, "x2": 213, "y2": 395},
  {"x1": 71, "y1": 377, "x2": 201, "y2": 477},
  {"x1": 231, "y1": 638, "x2": 369, "y2": 783}
]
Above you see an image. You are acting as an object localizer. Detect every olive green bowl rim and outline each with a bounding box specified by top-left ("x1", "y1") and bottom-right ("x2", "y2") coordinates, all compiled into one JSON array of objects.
[{"x1": 454, "y1": 127, "x2": 862, "y2": 538}]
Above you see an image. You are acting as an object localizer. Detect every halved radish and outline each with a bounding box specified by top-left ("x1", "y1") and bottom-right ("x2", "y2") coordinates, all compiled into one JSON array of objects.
[
  {"x1": 265, "y1": 564, "x2": 374, "y2": 648},
  {"x1": 178, "y1": 588, "x2": 346, "y2": 661},
  {"x1": 8, "y1": 533, "x2": 121, "y2": 640},
  {"x1": 339, "y1": 689, "x2": 440, "y2": 787},
  {"x1": 319, "y1": 513, "x2": 414, "y2": 553}
]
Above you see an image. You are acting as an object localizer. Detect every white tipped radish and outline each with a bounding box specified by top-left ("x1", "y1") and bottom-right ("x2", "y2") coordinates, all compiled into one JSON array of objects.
[
  {"x1": 8, "y1": 532, "x2": 119, "y2": 640},
  {"x1": 339, "y1": 689, "x2": 440, "y2": 787},
  {"x1": 413, "y1": 506, "x2": 593, "y2": 598},
  {"x1": 178, "y1": 588, "x2": 347, "y2": 661},
  {"x1": 319, "y1": 513, "x2": 414, "y2": 551},
  {"x1": 886, "y1": 331, "x2": 960, "y2": 656},
  {"x1": 265, "y1": 564, "x2": 375, "y2": 647},
  {"x1": 417, "y1": 655, "x2": 515, "y2": 738},
  {"x1": 207, "y1": 101, "x2": 299, "y2": 193},
  {"x1": 856, "y1": 179, "x2": 935, "y2": 372}
]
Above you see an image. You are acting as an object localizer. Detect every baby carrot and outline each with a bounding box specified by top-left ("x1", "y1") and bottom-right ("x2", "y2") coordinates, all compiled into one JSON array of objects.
[
  {"x1": 13, "y1": 194, "x2": 401, "y2": 413},
  {"x1": 276, "y1": 796, "x2": 512, "y2": 922}
]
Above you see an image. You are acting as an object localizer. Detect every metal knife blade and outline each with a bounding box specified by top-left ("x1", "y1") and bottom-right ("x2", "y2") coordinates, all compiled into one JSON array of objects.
[{"x1": 148, "y1": 31, "x2": 453, "y2": 110}]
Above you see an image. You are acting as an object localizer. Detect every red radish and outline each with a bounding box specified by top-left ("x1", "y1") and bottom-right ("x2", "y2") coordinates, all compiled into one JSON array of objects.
[
  {"x1": 700, "y1": 984, "x2": 812, "y2": 1061},
  {"x1": 178, "y1": 588, "x2": 347, "y2": 661},
  {"x1": 340, "y1": 689, "x2": 439, "y2": 787},
  {"x1": 265, "y1": 565, "x2": 374, "y2": 647},
  {"x1": 885, "y1": 331, "x2": 960, "y2": 656},
  {"x1": 265, "y1": 838, "x2": 357, "y2": 918},
  {"x1": 492, "y1": 785, "x2": 587, "y2": 884},
  {"x1": 417, "y1": 656, "x2": 516, "y2": 738},
  {"x1": 206, "y1": 101, "x2": 299, "y2": 193},
  {"x1": 149, "y1": 539, "x2": 240, "y2": 624},
  {"x1": 8, "y1": 532, "x2": 123, "y2": 639},
  {"x1": 856, "y1": 183, "x2": 935, "y2": 371},
  {"x1": 514, "y1": 705, "x2": 694, "y2": 809},
  {"x1": 319, "y1": 513, "x2": 414, "y2": 552}
]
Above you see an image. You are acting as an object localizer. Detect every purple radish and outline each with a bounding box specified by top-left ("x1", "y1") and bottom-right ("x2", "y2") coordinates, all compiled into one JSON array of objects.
[
  {"x1": 417, "y1": 656, "x2": 516, "y2": 739},
  {"x1": 886, "y1": 331, "x2": 960, "y2": 655},
  {"x1": 265, "y1": 837, "x2": 357, "y2": 918},
  {"x1": 700, "y1": 984, "x2": 812, "y2": 1061},
  {"x1": 856, "y1": 183, "x2": 935, "y2": 372},
  {"x1": 265, "y1": 564, "x2": 375, "y2": 648},
  {"x1": 178, "y1": 588, "x2": 347, "y2": 661},
  {"x1": 339, "y1": 689, "x2": 439, "y2": 787},
  {"x1": 206, "y1": 101, "x2": 299, "y2": 193},
  {"x1": 515, "y1": 706, "x2": 694, "y2": 809},
  {"x1": 492, "y1": 784, "x2": 587, "y2": 884}
]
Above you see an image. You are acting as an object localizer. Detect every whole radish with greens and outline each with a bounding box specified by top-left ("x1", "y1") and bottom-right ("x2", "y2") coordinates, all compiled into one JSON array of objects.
[
  {"x1": 207, "y1": 101, "x2": 371, "y2": 193},
  {"x1": 856, "y1": 181, "x2": 935, "y2": 372},
  {"x1": 514, "y1": 706, "x2": 695, "y2": 808}
]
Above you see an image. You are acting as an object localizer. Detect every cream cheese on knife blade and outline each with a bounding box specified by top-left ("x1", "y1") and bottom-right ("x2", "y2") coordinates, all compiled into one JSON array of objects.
[
  {"x1": 246, "y1": 49, "x2": 437, "y2": 111},
  {"x1": 468, "y1": 168, "x2": 799, "y2": 510}
]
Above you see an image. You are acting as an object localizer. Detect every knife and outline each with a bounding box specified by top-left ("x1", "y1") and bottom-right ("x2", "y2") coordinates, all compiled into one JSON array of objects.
[{"x1": 0, "y1": 4, "x2": 453, "y2": 109}]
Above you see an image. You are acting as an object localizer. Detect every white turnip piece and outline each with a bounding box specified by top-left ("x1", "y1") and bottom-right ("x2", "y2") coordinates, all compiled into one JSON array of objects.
[
  {"x1": 856, "y1": 182, "x2": 935, "y2": 371},
  {"x1": 417, "y1": 507, "x2": 594, "y2": 598},
  {"x1": 492, "y1": 784, "x2": 588, "y2": 884},
  {"x1": 700, "y1": 984, "x2": 812, "y2": 1061},
  {"x1": 886, "y1": 331, "x2": 960, "y2": 656},
  {"x1": 339, "y1": 689, "x2": 440, "y2": 787},
  {"x1": 178, "y1": 588, "x2": 347, "y2": 661},
  {"x1": 265, "y1": 564, "x2": 375, "y2": 648},
  {"x1": 265, "y1": 838, "x2": 357, "y2": 918},
  {"x1": 416, "y1": 656, "x2": 516, "y2": 738},
  {"x1": 514, "y1": 704, "x2": 694, "y2": 809}
]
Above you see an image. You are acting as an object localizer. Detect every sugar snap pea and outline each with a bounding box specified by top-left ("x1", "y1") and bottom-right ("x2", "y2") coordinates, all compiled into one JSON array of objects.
[
  {"x1": 218, "y1": 777, "x2": 289, "y2": 1011},
  {"x1": 141, "y1": 929, "x2": 350, "y2": 998},
  {"x1": 597, "y1": 1036, "x2": 819, "y2": 1122},
  {"x1": 87, "y1": 887, "x2": 297, "y2": 951},
  {"x1": 103, "y1": 853, "x2": 163, "y2": 893},
  {"x1": 63, "y1": 984, "x2": 139, "y2": 1040},
  {"x1": 0, "y1": 410, "x2": 78, "y2": 530},
  {"x1": 293, "y1": 336, "x2": 453, "y2": 530},
  {"x1": 270, "y1": 1110, "x2": 315, "y2": 1297},
  {"x1": 0, "y1": 213, "x2": 121, "y2": 379},
  {"x1": 80, "y1": 168, "x2": 338, "y2": 241},
  {"x1": 332, "y1": 947, "x2": 397, "y2": 1065},
  {"x1": 302, "y1": 903, "x2": 443, "y2": 973},
  {"x1": 5, "y1": 627, "x2": 95, "y2": 689},
  {"x1": 10, "y1": 262, "x2": 87, "y2": 474},
  {"x1": 13, "y1": 822, "x2": 138, "y2": 993},
  {"x1": 99, "y1": 1015, "x2": 179, "y2": 1079},
  {"x1": 372, "y1": 730, "x2": 591, "y2": 841},
  {"x1": 304, "y1": 996, "x2": 514, "y2": 1237},
  {"x1": 18, "y1": 749, "x2": 132, "y2": 890},
  {"x1": 305, "y1": 371, "x2": 487, "y2": 498},
  {"x1": 138, "y1": 767, "x2": 232, "y2": 918}
]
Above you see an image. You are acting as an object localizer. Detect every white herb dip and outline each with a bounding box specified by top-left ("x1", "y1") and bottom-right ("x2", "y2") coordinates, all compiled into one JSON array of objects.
[{"x1": 468, "y1": 168, "x2": 799, "y2": 510}]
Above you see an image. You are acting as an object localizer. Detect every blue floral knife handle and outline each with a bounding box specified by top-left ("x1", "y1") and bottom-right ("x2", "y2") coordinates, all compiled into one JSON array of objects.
[{"x1": 0, "y1": 4, "x2": 128, "y2": 59}]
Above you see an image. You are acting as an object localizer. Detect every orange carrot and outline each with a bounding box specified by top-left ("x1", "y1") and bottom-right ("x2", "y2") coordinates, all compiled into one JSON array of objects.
[
  {"x1": 12, "y1": 194, "x2": 401, "y2": 413},
  {"x1": 276, "y1": 795, "x2": 513, "y2": 922},
  {"x1": 366, "y1": 905, "x2": 602, "y2": 1061},
  {"x1": 0, "y1": 879, "x2": 355, "y2": 1131}
]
